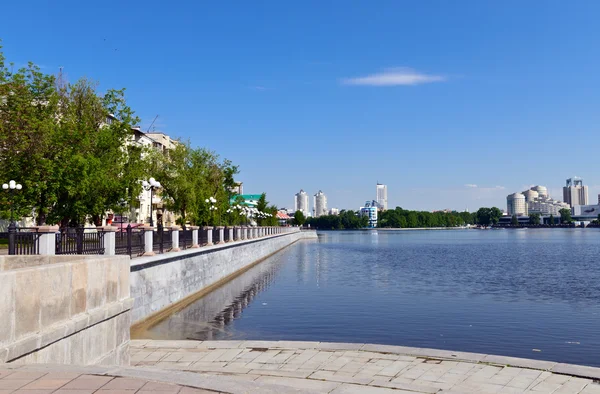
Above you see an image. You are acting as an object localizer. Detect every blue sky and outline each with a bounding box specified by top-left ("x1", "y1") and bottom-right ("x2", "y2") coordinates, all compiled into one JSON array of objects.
[{"x1": 2, "y1": 1, "x2": 600, "y2": 212}]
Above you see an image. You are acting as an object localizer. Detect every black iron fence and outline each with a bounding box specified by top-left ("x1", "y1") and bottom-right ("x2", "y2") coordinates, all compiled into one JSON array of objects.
[
  {"x1": 153, "y1": 225, "x2": 172, "y2": 253},
  {"x1": 180, "y1": 226, "x2": 193, "y2": 249},
  {"x1": 115, "y1": 225, "x2": 145, "y2": 257},
  {"x1": 56, "y1": 227, "x2": 105, "y2": 255},
  {"x1": 199, "y1": 228, "x2": 209, "y2": 245},
  {"x1": 1, "y1": 227, "x2": 41, "y2": 255}
]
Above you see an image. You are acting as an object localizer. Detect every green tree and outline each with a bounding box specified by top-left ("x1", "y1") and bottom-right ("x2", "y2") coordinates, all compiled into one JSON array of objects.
[
  {"x1": 150, "y1": 142, "x2": 197, "y2": 225},
  {"x1": 476, "y1": 208, "x2": 492, "y2": 226},
  {"x1": 511, "y1": 215, "x2": 519, "y2": 226},
  {"x1": 559, "y1": 208, "x2": 572, "y2": 224},
  {"x1": 293, "y1": 210, "x2": 306, "y2": 226},
  {"x1": 490, "y1": 207, "x2": 503, "y2": 225},
  {"x1": 529, "y1": 213, "x2": 541, "y2": 225},
  {"x1": 549, "y1": 214, "x2": 555, "y2": 226}
]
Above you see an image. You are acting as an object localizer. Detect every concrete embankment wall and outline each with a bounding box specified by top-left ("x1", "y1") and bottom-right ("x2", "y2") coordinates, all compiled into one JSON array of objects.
[
  {"x1": 130, "y1": 230, "x2": 317, "y2": 327},
  {"x1": 0, "y1": 255, "x2": 132, "y2": 365}
]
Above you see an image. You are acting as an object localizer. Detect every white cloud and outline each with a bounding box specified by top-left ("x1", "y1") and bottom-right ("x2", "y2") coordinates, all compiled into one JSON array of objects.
[
  {"x1": 341, "y1": 67, "x2": 445, "y2": 86},
  {"x1": 465, "y1": 184, "x2": 504, "y2": 190},
  {"x1": 250, "y1": 86, "x2": 269, "y2": 91}
]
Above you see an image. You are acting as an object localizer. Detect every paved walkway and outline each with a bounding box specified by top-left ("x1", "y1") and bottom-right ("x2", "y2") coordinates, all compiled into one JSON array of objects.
[
  {"x1": 130, "y1": 340, "x2": 600, "y2": 394},
  {"x1": 0, "y1": 366, "x2": 215, "y2": 394}
]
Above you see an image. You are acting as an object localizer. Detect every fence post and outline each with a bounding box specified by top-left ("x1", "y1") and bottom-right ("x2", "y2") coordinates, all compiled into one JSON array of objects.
[
  {"x1": 76, "y1": 226, "x2": 84, "y2": 254},
  {"x1": 216, "y1": 226, "x2": 225, "y2": 244},
  {"x1": 98, "y1": 226, "x2": 117, "y2": 256},
  {"x1": 190, "y1": 226, "x2": 199, "y2": 248},
  {"x1": 170, "y1": 225, "x2": 181, "y2": 251},
  {"x1": 142, "y1": 225, "x2": 155, "y2": 256},
  {"x1": 35, "y1": 225, "x2": 59, "y2": 255},
  {"x1": 125, "y1": 224, "x2": 132, "y2": 256},
  {"x1": 203, "y1": 226, "x2": 213, "y2": 246},
  {"x1": 7, "y1": 222, "x2": 16, "y2": 255}
]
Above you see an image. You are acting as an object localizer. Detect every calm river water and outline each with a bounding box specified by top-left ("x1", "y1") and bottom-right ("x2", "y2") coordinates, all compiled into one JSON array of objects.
[{"x1": 146, "y1": 229, "x2": 600, "y2": 367}]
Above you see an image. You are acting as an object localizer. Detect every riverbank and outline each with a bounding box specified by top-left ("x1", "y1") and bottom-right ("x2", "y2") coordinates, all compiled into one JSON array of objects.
[{"x1": 128, "y1": 340, "x2": 600, "y2": 393}]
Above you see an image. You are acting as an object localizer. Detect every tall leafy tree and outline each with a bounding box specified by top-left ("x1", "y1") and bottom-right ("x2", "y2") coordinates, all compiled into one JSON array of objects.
[
  {"x1": 511, "y1": 215, "x2": 519, "y2": 226},
  {"x1": 529, "y1": 213, "x2": 541, "y2": 225},
  {"x1": 559, "y1": 208, "x2": 572, "y2": 224},
  {"x1": 293, "y1": 210, "x2": 306, "y2": 226}
]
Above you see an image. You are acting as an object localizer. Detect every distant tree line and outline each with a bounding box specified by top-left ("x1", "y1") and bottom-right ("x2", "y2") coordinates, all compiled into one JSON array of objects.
[
  {"x1": 378, "y1": 207, "x2": 479, "y2": 228},
  {"x1": 305, "y1": 210, "x2": 369, "y2": 229}
]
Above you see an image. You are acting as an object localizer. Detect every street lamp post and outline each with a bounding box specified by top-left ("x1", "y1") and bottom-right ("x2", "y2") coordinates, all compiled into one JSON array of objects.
[
  {"x1": 142, "y1": 178, "x2": 161, "y2": 227},
  {"x1": 117, "y1": 198, "x2": 127, "y2": 239},
  {"x1": 2, "y1": 180, "x2": 23, "y2": 255}
]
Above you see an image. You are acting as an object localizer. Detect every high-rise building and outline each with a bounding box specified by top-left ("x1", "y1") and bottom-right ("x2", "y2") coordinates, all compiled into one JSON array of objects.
[
  {"x1": 507, "y1": 193, "x2": 527, "y2": 216},
  {"x1": 563, "y1": 177, "x2": 588, "y2": 207},
  {"x1": 313, "y1": 190, "x2": 328, "y2": 217},
  {"x1": 294, "y1": 189, "x2": 309, "y2": 216},
  {"x1": 376, "y1": 183, "x2": 388, "y2": 211},
  {"x1": 598, "y1": 194, "x2": 600, "y2": 205},
  {"x1": 329, "y1": 208, "x2": 340, "y2": 215}
]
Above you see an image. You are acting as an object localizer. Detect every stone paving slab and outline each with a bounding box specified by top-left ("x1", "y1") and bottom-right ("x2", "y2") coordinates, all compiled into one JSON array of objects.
[
  {"x1": 0, "y1": 363, "x2": 315, "y2": 394},
  {"x1": 130, "y1": 340, "x2": 600, "y2": 393}
]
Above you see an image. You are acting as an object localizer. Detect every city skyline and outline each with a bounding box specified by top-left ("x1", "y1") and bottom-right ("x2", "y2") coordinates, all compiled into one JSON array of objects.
[{"x1": 4, "y1": 1, "x2": 600, "y2": 211}]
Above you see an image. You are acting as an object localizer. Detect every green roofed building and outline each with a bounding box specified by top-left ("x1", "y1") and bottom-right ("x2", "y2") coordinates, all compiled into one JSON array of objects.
[{"x1": 230, "y1": 194, "x2": 262, "y2": 207}]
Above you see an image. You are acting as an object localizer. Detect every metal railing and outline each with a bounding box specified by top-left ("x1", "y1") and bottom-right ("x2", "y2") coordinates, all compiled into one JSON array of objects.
[
  {"x1": 152, "y1": 225, "x2": 172, "y2": 253},
  {"x1": 115, "y1": 225, "x2": 145, "y2": 257},
  {"x1": 56, "y1": 227, "x2": 105, "y2": 255},
  {"x1": 199, "y1": 228, "x2": 209, "y2": 245},
  {"x1": 1, "y1": 227, "x2": 41, "y2": 255},
  {"x1": 180, "y1": 226, "x2": 193, "y2": 249}
]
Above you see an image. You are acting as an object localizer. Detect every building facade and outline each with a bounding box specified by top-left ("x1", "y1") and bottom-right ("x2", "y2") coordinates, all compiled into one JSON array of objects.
[
  {"x1": 508, "y1": 185, "x2": 569, "y2": 217},
  {"x1": 124, "y1": 126, "x2": 179, "y2": 227},
  {"x1": 563, "y1": 177, "x2": 588, "y2": 207},
  {"x1": 329, "y1": 208, "x2": 340, "y2": 215},
  {"x1": 360, "y1": 200, "x2": 378, "y2": 228},
  {"x1": 376, "y1": 183, "x2": 388, "y2": 211},
  {"x1": 313, "y1": 190, "x2": 328, "y2": 217},
  {"x1": 507, "y1": 193, "x2": 527, "y2": 216},
  {"x1": 294, "y1": 189, "x2": 309, "y2": 216}
]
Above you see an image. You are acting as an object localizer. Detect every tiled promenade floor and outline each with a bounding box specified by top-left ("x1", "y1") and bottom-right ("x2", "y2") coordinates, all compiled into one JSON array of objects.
[
  {"x1": 130, "y1": 340, "x2": 600, "y2": 394},
  {"x1": 0, "y1": 368, "x2": 214, "y2": 394}
]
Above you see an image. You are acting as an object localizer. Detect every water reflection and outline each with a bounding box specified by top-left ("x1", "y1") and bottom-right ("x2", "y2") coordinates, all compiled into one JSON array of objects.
[{"x1": 146, "y1": 250, "x2": 286, "y2": 340}]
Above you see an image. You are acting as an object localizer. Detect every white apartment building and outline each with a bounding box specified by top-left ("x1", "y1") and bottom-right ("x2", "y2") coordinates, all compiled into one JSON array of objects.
[
  {"x1": 313, "y1": 190, "x2": 328, "y2": 217},
  {"x1": 563, "y1": 177, "x2": 589, "y2": 207},
  {"x1": 120, "y1": 123, "x2": 179, "y2": 226},
  {"x1": 507, "y1": 193, "x2": 527, "y2": 216},
  {"x1": 376, "y1": 183, "x2": 388, "y2": 211},
  {"x1": 329, "y1": 208, "x2": 340, "y2": 215},
  {"x1": 360, "y1": 200, "x2": 378, "y2": 228},
  {"x1": 294, "y1": 189, "x2": 309, "y2": 216}
]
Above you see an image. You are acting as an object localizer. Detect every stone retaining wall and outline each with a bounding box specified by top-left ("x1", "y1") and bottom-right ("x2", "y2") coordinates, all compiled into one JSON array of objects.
[
  {"x1": 130, "y1": 230, "x2": 317, "y2": 325},
  {"x1": 0, "y1": 255, "x2": 132, "y2": 365}
]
